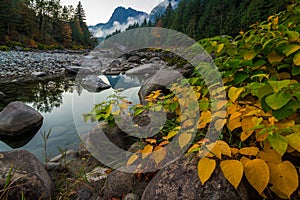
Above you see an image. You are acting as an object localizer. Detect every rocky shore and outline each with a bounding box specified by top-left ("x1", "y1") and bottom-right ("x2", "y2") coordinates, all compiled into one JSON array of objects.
[{"x1": 0, "y1": 50, "x2": 85, "y2": 83}]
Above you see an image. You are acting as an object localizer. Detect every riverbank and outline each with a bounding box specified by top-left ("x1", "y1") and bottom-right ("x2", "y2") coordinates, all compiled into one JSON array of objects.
[{"x1": 0, "y1": 50, "x2": 88, "y2": 83}]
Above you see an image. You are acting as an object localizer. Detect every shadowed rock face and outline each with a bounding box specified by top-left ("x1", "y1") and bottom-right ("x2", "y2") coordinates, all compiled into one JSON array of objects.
[
  {"x1": 141, "y1": 156, "x2": 249, "y2": 200},
  {"x1": 0, "y1": 101, "x2": 43, "y2": 137},
  {"x1": 0, "y1": 150, "x2": 53, "y2": 200}
]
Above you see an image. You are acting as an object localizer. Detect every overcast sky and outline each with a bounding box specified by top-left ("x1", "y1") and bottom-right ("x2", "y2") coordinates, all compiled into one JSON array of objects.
[{"x1": 60, "y1": 0, "x2": 164, "y2": 26}]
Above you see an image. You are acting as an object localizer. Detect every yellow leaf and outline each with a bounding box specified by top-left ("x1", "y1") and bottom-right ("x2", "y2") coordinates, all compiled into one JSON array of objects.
[
  {"x1": 243, "y1": 159, "x2": 269, "y2": 194},
  {"x1": 198, "y1": 111, "x2": 212, "y2": 129},
  {"x1": 216, "y1": 100, "x2": 228, "y2": 110},
  {"x1": 204, "y1": 142, "x2": 222, "y2": 159},
  {"x1": 197, "y1": 157, "x2": 216, "y2": 185},
  {"x1": 216, "y1": 140, "x2": 232, "y2": 157},
  {"x1": 215, "y1": 119, "x2": 227, "y2": 132},
  {"x1": 257, "y1": 149, "x2": 282, "y2": 165},
  {"x1": 241, "y1": 131, "x2": 252, "y2": 142},
  {"x1": 119, "y1": 103, "x2": 128, "y2": 110},
  {"x1": 270, "y1": 161, "x2": 299, "y2": 199},
  {"x1": 152, "y1": 147, "x2": 167, "y2": 165},
  {"x1": 141, "y1": 144, "x2": 153, "y2": 159},
  {"x1": 145, "y1": 139, "x2": 157, "y2": 144},
  {"x1": 159, "y1": 140, "x2": 170, "y2": 147},
  {"x1": 164, "y1": 126, "x2": 180, "y2": 140},
  {"x1": 220, "y1": 160, "x2": 244, "y2": 189},
  {"x1": 183, "y1": 119, "x2": 194, "y2": 128},
  {"x1": 268, "y1": 51, "x2": 284, "y2": 63},
  {"x1": 294, "y1": 51, "x2": 300, "y2": 66},
  {"x1": 216, "y1": 43, "x2": 224, "y2": 53},
  {"x1": 127, "y1": 154, "x2": 139, "y2": 166},
  {"x1": 231, "y1": 148, "x2": 239, "y2": 155},
  {"x1": 228, "y1": 113, "x2": 242, "y2": 131},
  {"x1": 242, "y1": 116, "x2": 262, "y2": 135},
  {"x1": 228, "y1": 87, "x2": 244, "y2": 103},
  {"x1": 239, "y1": 147, "x2": 259, "y2": 156},
  {"x1": 286, "y1": 133, "x2": 300, "y2": 152},
  {"x1": 187, "y1": 143, "x2": 200, "y2": 154},
  {"x1": 178, "y1": 133, "x2": 192, "y2": 149},
  {"x1": 227, "y1": 103, "x2": 240, "y2": 115},
  {"x1": 230, "y1": 112, "x2": 242, "y2": 120},
  {"x1": 244, "y1": 50, "x2": 257, "y2": 60}
]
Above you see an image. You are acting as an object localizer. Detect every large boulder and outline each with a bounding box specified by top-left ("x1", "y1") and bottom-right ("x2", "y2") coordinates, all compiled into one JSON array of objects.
[
  {"x1": 0, "y1": 101, "x2": 43, "y2": 137},
  {"x1": 141, "y1": 156, "x2": 250, "y2": 200},
  {"x1": 104, "y1": 170, "x2": 134, "y2": 199},
  {"x1": 65, "y1": 66, "x2": 94, "y2": 76},
  {"x1": 0, "y1": 150, "x2": 53, "y2": 199},
  {"x1": 138, "y1": 69, "x2": 182, "y2": 103},
  {"x1": 82, "y1": 75, "x2": 111, "y2": 92},
  {"x1": 126, "y1": 63, "x2": 164, "y2": 76}
]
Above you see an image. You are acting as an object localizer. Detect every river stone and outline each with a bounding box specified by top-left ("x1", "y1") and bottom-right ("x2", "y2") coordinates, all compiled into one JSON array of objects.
[
  {"x1": 0, "y1": 101, "x2": 43, "y2": 137},
  {"x1": 65, "y1": 66, "x2": 94, "y2": 75},
  {"x1": 104, "y1": 170, "x2": 134, "y2": 199},
  {"x1": 0, "y1": 91, "x2": 5, "y2": 99},
  {"x1": 31, "y1": 71, "x2": 47, "y2": 77},
  {"x1": 82, "y1": 75, "x2": 111, "y2": 92},
  {"x1": 138, "y1": 69, "x2": 182, "y2": 103},
  {"x1": 128, "y1": 55, "x2": 141, "y2": 64},
  {"x1": 126, "y1": 63, "x2": 164, "y2": 76},
  {"x1": 0, "y1": 150, "x2": 53, "y2": 199},
  {"x1": 141, "y1": 156, "x2": 249, "y2": 200}
]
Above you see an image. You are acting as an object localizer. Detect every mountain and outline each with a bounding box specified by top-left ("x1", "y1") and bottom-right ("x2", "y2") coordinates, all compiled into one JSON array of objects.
[
  {"x1": 149, "y1": 0, "x2": 182, "y2": 22},
  {"x1": 89, "y1": 7, "x2": 148, "y2": 38}
]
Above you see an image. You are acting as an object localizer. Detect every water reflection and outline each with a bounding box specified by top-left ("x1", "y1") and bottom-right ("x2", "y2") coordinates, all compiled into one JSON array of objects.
[{"x1": 0, "y1": 74, "x2": 146, "y2": 161}]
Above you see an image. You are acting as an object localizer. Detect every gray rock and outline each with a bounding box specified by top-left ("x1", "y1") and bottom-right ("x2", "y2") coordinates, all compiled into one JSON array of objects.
[
  {"x1": 0, "y1": 101, "x2": 43, "y2": 137},
  {"x1": 149, "y1": 57, "x2": 161, "y2": 63},
  {"x1": 138, "y1": 69, "x2": 182, "y2": 103},
  {"x1": 0, "y1": 150, "x2": 53, "y2": 199},
  {"x1": 65, "y1": 66, "x2": 94, "y2": 76},
  {"x1": 31, "y1": 71, "x2": 47, "y2": 77},
  {"x1": 141, "y1": 157, "x2": 249, "y2": 200},
  {"x1": 128, "y1": 55, "x2": 141, "y2": 64},
  {"x1": 124, "y1": 193, "x2": 140, "y2": 200},
  {"x1": 109, "y1": 60, "x2": 122, "y2": 68},
  {"x1": 82, "y1": 75, "x2": 111, "y2": 92},
  {"x1": 126, "y1": 63, "x2": 164, "y2": 76},
  {"x1": 104, "y1": 170, "x2": 134, "y2": 199}
]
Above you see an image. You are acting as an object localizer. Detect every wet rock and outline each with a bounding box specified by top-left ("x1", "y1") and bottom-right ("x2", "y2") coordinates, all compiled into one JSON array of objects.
[
  {"x1": 82, "y1": 75, "x2": 111, "y2": 92},
  {"x1": 31, "y1": 71, "x2": 47, "y2": 77},
  {"x1": 109, "y1": 60, "x2": 122, "y2": 68},
  {"x1": 128, "y1": 55, "x2": 141, "y2": 64},
  {"x1": 104, "y1": 170, "x2": 134, "y2": 199},
  {"x1": 0, "y1": 91, "x2": 5, "y2": 99},
  {"x1": 149, "y1": 57, "x2": 161, "y2": 63},
  {"x1": 141, "y1": 156, "x2": 249, "y2": 200},
  {"x1": 138, "y1": 69, "x2": 182, "y2": 103},
  {"x1": 0, "y1": 150, "x2": 53, "y2": 199},
  {"x1": 65, "y1": 66, "x2": 94, "y2": 76},
  {"x1": 126, "y1": 63, "x2": 164, "y2": 76},
  {"x1": 0, "y1": 101, "x2": 43, "y2": 137}
]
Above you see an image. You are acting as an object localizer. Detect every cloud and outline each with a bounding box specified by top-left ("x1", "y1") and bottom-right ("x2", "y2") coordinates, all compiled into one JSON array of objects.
[{"x1": 91, "y1": 14, "x2": 148, "y2": 38}]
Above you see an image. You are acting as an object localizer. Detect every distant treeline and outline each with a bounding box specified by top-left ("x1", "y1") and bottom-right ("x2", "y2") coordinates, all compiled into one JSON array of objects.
[
  {"x1": 0, "y1": 0, "x2": 96, "y2": 49},
  {"x1": 106, "y1": 0, "x2": 291, "y2": 42}
]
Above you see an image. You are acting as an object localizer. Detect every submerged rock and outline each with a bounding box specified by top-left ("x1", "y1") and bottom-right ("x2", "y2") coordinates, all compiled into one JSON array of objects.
[
  {"x1": 31, "y1": 71, "x2": 47, "y2": 77},
  {"x1": 125, "y1": 63, "x2": 164, "y2": 76},
  {"x1": 0, "y1": 101, "x2": 43, "y2": 137},
  {"x1": 0, "y1": 150, "x2": 53, "y2": 199}
]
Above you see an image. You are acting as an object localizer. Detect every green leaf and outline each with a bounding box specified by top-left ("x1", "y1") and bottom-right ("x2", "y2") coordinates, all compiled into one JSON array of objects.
[
  {"x1": 292, "y1": 67, "x2": 300, "y2": 76},
  {"x1": 234, "y1": 72, "x2": 250, "y2": 85},
  {"x1": 286, "y1": 133, "x2": 300, "y2": 152},
  {"x1": 265, "y1": 92, "x2": 292, "y2": 110},
  {"x1": 228, "y1": 59, "x2": 241, "y2": 69},
  {"x1": 293, "y1": 51, "x2": 300, "y2": 66},
  {"x1": 285, "y1": 31, "x2": 300, "y2": 42},
  {"x1": 268, "y1": 80, "x2": 290, "y2": 92},
  {"x1": 283, "y1": 44, "x2": 300, "y2": 57},
  {"x1": 267, "y1": 134, "x2": 288, "y2": 156}
]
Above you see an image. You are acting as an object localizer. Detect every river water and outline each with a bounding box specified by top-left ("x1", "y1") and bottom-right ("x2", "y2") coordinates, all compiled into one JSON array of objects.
[{"x1": 0, "y1": 74, "x2": 144, "y2": 161}]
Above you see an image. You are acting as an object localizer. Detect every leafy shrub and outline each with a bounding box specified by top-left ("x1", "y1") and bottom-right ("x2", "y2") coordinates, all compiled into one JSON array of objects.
[{"x1": 0, "y1": 45, "x2": 10, "y2": 51}]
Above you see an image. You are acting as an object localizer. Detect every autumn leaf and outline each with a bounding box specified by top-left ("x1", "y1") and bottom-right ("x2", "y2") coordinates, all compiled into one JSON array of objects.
[
  {"x1": 216, "y1": 140, "x2": 231, "y2": 157},
  {"x1": 141, "y1": 144, "x2": 153, "y2": 159},
  {"x1": 197, "y1": 157, "x2": 216, "y2": 185},
  {"x1": 243, "y1": 159, "x2": 269, "y2": 194},
  {"x1": 152, "y1": 147, "x2": 167, "y2": 165},
  {"x1": 198, "y1": 110, "x2": 211, "y2": 129},
  {"x1": 268, "y1": 51, "x2": 284, "y2": 63},
  {"x1": 127, "y1": 154, "x2": 139, "y2": 166},
  {"x1": 178, "y1": 133, "x2": 192, "y2": 149},
  {"x1": 215, "y1": 119, "x2": 227, "y2": 132},
  {"x1": 228, "y1": 87, "x2": 244, "y2": 103},
  {"x1": 257, "y1": 149, "x2": 282, "y2": 165},
  {"x1": 270, "y1": 161, "x2": 299, "y2": 199},
  {"x1": 239, "y1": 147, "x2": 259, "y2": 156},
  {"x1": 220, "y1": 160, "x2": 244, "y2": 189}
]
